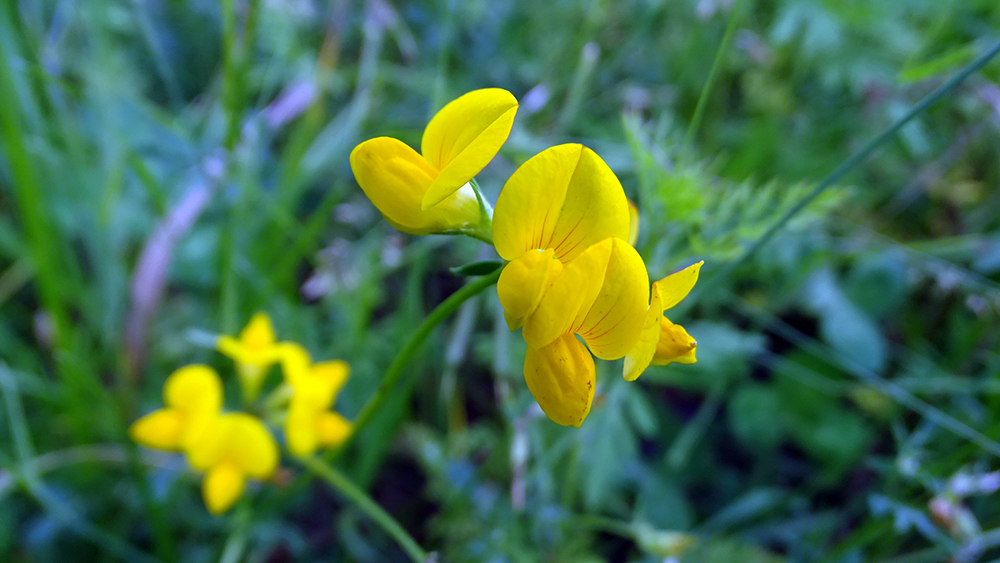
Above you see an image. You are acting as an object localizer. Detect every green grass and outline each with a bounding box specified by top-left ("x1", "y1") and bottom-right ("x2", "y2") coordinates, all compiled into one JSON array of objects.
[{"x1": 2, "y1": 0, "x2": 1000, "y2": 561}]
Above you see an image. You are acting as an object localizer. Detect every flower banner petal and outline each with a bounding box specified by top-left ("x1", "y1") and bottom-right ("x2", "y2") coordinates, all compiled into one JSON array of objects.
[
  {"x1": 497, "y1": 249, "x2": 563, "y2": 331},
  {"x1": 493, "y1": 144, "x2": 630, "y2": 262},
  {"x1": 164, "y1": 364, "x2": 223, "y2": 413},
  {"x1": 523, "y1": 334, "x2": 596, "y2": 427},
  {"x1": 627, "y1": 198, "x2": 640, "y2": 246},
  {"x1": 577, "y1": 238, "x2": 649, "y2": 360},
  {"x1": 420, "y1": 88, "x2": 518, "y2": 209},
  {"x1": 350, "y1": 137, "x2": 481, "y2": 234}
]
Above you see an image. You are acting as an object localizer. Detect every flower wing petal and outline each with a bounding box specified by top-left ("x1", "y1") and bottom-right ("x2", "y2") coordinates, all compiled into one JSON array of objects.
[
  {"x1": 493, "y1": 144, "x2": 630, "y2": 262},
  {"x1": 623, "y1": 282, "x2": 664, "y2": 381},
  {"x1": 521, "y1": 238, "x2": 611, "y2": 349},
  {"x1": 577, "y1": 238, "x2": 649, "y2": 360},
  {"x1": 129, "y1": 410, "x2": 184, "y2": 451},
  {"x1": 188, "y1": 414, "x2": 278, "y2": 480},
  {"x1": 420, "y1": 88, "x2": 518, "y2": 209},
  {"x1": 523, "y1": 334, "x2": 596, "y2": 427},
  {"x1": 497, "y1": 249, "x2": 563, "y2": 331},
  {"x1": 226, "y1": 413, "x2": 279, "y2": 479}
]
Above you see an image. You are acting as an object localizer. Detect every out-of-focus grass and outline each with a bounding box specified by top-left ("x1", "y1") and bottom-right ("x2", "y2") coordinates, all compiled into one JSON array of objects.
[{"x1": 2, "y1": 0, "x2": 1000, "y2": 561}]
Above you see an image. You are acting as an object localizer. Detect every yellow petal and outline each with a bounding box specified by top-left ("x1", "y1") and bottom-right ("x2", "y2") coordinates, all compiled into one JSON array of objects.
[
  {"x1": 623, "y1": 284, "x2": 663, "y2": 382},
  {"x1": 576, "y1": 238, "x2": 649, "y2": 360},
  {"x1": 656, "y1": 261, "x2": 703, "y2": 311},
  {"x1": 521, "y1": 238, "x2": 611, "y2": 349},
  {"x1": 202, "y1": 463, "x2": 246, "y2": 515},
  {"x1": 217, "y1": 313, "x2": 280, "y2": 368},
  {"x1": 129, "y1": 409, "x2": 184, "y2": 451},
  {"x1": 650, "y1": 319, "x2": 697, "y2": 366},
  {"x1": 278, "y1": 342, "x2": 312, "y2": 387},
  {"x1": 163, "y1": 364, "x2": 223, "y2": 413},
  {"x1": 350, "y1": 137, "x2": 482, "y2": 234},
  {"x1": 496, "y1": 249, "x2": 563, "y2": 331},
  {"x1": 623, "y1": 262, "x2": 703, "y2": 381},
  {"x1": 285, "y1": 402, "x2": 319, "y2": 458},
  {"x1": 187, "y1": 414, "x2": 279, "y2": 480},
  {"x1": 241, "y1": 312, "x2": 275, "y2": 349},
  {"x1": 627, "y1": 198, "x2": 640, "y2": 246},
  {"x1": 493, "y1": 144, "x2": 630, "y2": 262},
  {"x1": 312, "y1": 360, "x2": 350, "y2": 399},
  {"x1": 523, "y1": 334, "x2": 596, "y2": 427},
  {"x1": 420, "y1": 88, "x2": 518, "y2": 209},
  {"x1": 316, "y1": 412, "x2": 353, "y2": 448}
]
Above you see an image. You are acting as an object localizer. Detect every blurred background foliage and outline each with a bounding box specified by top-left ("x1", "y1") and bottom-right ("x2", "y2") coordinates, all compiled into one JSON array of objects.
[{"x1": 2, "y1": 0, "x2": 1000, "y2": 561}]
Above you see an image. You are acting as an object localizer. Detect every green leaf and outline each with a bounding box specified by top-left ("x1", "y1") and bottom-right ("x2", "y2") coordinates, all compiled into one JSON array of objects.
[
  {"x1": 805, "y1": 268, "x2": 888, "y2": 375},
  {"x1": 728, "y1": 383, "x2": 786, "y2": 451}
]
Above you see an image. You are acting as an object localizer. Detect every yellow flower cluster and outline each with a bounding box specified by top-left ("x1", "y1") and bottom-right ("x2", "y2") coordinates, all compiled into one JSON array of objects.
[
  {"x1": 129, "y1": 313, "x2": 352, "y2": 514},
  {"x1": 350, "y1": 89, "x2": 702, "y2": 427}
]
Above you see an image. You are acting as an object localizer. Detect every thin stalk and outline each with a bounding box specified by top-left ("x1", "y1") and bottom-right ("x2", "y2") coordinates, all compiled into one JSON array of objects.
[
  {"x1": 681, "y1": 0, "x2": 745, "y2": 154},
  {"x1": 709, "y1": 37, "x2": 1000, "y2": 285},
  {"x1": 332, "y1": 266, "x2": 502, "y2": 456},
  {"x1": 218, "y1": 502, "x2": 252, "y2": 563},
  {"x1": 0, "y1": 367, "x2": 156, "y2": 563},
  {"x1": 300, "y1": 456, "x2": 430, "y2": 563}
]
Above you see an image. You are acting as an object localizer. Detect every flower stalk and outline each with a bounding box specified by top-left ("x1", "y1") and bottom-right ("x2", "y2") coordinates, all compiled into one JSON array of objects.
[{"x1": 300, "y1": 455, "x2": 430, "y2": 563}]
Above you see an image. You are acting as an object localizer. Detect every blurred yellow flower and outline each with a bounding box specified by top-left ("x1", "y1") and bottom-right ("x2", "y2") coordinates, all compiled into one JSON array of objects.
[
  {"x1": 130, "y1": 365, "x2": 279, "y2": 515},
  {"x1": 129, "y1": 365, "x2": 223, "y2": 451},
  {"x1": 492, "y1": 144, "x2": 651, "y2": 426},
  {"x1": 278, "y1": 343, "x2": 353, "y2": 457},
  {"x1": 186, "y1": 413, "x2": 279, "y2": 514},
  {"x1": 624, "y1": 261, "x2": 702, "y2": 381},
  {"x1": 217, "y1": 312, "x2": 282, "y2": 403},
  {"x1": 350, "y1": 88, "x2": 518, "y2": 235}
]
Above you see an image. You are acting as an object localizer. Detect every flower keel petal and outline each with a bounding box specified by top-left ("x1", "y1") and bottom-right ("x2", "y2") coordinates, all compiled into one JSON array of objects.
[
  {"x1": 203, "y1": 464, "x2": 246, "y2": 515},
  {"x1": 523, "y1": 334, "x2": 596, "y2": 427}
]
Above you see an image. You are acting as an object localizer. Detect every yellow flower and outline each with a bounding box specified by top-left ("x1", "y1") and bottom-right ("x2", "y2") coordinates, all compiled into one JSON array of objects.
[
  {"x1": 623, "y1": 261, "x2": 703, "y2": 381},
  {"x1": 186, "y1": 413, "x2": 279, "y2": 514},
  {"x1": 129, "y1": 365, "x2": 223, "y2": 451},
  {"x1": 278, "y1": 343, "x2": 353, "y2": 457},
  {"x1": 217, "y1": 313, "x2": 282, "y2": 403},
  {"x1": 492, "y1": 144, "x2": 652, "y2": 426},
  {"x1": 350, "y1": 88, "x2": 518, "y2": 235}
]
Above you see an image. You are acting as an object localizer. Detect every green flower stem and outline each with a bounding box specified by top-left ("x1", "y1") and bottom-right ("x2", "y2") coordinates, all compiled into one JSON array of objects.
[
  {"x1": 218, "y1": 502, "x2": 252, "y2": 563},
  {"x1": 334, "y1": 265, "x2": 502, "y2": 454},
  {"x1": 299, "y1": 455, "x2": 430, "y2": 563}
]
